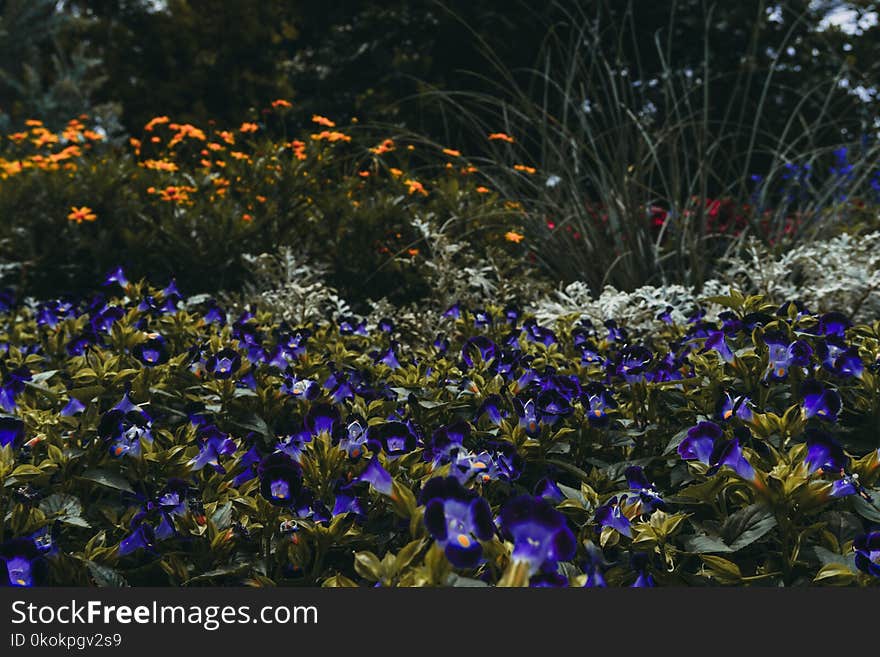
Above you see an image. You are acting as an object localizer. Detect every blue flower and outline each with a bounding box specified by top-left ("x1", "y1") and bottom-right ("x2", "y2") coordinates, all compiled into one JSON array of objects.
[
  {"x1": 461, "y1": 336, "x2": 497, "y2": 369},
  {"x1": 0, "y1": 416, "x2": 24, "y2": 449},
  {"x1": 500, "y1": 495, "x2": 576, "y2": 576},
  {"x1": 716, "y1": 391, "x2": 753, "y2": 422},
  {"x1": 803, "y1": 429, "x2": 848, "y2": 474},
  {"x1": 133, "y1": 333, "x2": 170, "y2": 366},
  {"x1": 623, "y1": 466, "x2": 666, "y2": 514},
  {"x1": 0, "y1": 538, "x2": 43, "y2": 587},
  {"x1": 678, "y1": 421, "x2": 723, "y2": 464},
  {"x1": 703, "y1": 331, "x2": 734, "y2": 363},
  {"x1": 630, "y1": 552, "x2": 656, "y2": 587},
  {"x1": 206, "y1": 347, "x2": 241, "y2": 379},
  {"x1": 801, "y1": 379, "x2": 842, "y2": 422},
  {"x1": 355, "y1": 456, "x2": 393, "y2": 495},
  {"x1": 339, "y1": 419, "x2": 368, "y2": 459},
  {"x1": 763, "y1": 332, "x2": 812, "y2": 381},
  {"x1": 420, "y1": 477, "x2": 494, "y2": 568},
  {"x1": 367, "y1": 420, "x2": 418, "y2": 457},
  {"x1": 854, "y1": 532, "x2": 880, "y2": 578},
  {"x1": 258, "y1": 453, "x2": 304, "y2": 506},
  {"x1": 103, "y1": 266, "x2": 129, "y2": 288},
  {"x1": 583, "y1": 383, "x2": 615, "y2": 427},
  {"x1": 97, "y1": 393, "x2": 153, "y2": 458},
  {"x1": 187, "y1": 425, "x2": 237, "y2": 473},
  {"x1": 594, "y1": 496, "x2": 632, "y2": 537}
]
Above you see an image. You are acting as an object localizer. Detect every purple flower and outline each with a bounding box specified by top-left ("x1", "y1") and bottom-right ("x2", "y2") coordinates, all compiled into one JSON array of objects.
[
  {"x1": 133, "y1": 333, "x2": 169, "y2": 366},
  {"x1": 97, "y1": 393, "x2": 153, "y2": 458},
  {"x1": 0, "y1": 538, "x2": 42, "y2": 587},
  {"x1": 594, "y1": 496, "x2": 632, "y2": 537},
  {"x1": 854, "y1": 532, "x2": 880, "y2": 578},
  {"x1": 801, "y1": 380, "x2": 842, "y2": 422},
  {"x1": 258, "y1": 453, "x2": 304, "y2": 506},
  {"x1": 366, "y1": 421, "x2": 418, "y2": 457},
  {"x1": 461, "y1": 336, "x2": 497, "y2": 369},
  {"x1": 420, "y1": 477, "x2": 494, "y2": 568},
  {"x1": 678, "y1": 421, "x2": 723, "y2": 464},
  {"x1": 206, "y1": 347, "x2": 241, "y2": 379},
  {"x1": 703, "y1": 331, "x2": 734, "y2": 363},
  {"x1": 500, "y1": 496, "x2": 576, "y2": 576},
  {"x1": 803, "y1": 429, "x2": 848, "y2": 474},
  {"x1": 355, "y1": 456, "x2": 393, "y2": 495},
  {"x1": 187, "y1": 425, "x2": 237, "y2": 473},
  {"x1": 763, "y1": 332, "x2": 812, "y2": 381},
  {"x1": 583, "y1": 383, "x2": 615, "y2": 427},
  {"x1": 716, "y1": 391, "x2": 753, "y2": 422}
]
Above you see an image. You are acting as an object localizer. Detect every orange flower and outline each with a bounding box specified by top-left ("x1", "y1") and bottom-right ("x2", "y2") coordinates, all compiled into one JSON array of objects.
[
  {"x1": 358, "y1": 170, "x2": 371, "y2": 178},
  {"x1": 217, "y1": 130, "x2": 236, "y2": 145},
  {"x1": 370, "y1": 138, "x2": 395, "y2": 155},
  {"x1": 141, "y1": 159, "x2": 179, "y2": 172},
  {"x1": 8, "y1": 132, "x2": 28, "y2": 143},
  {"x1": 310, "y1": 130, "x2": 351, "y2": 143},
  {"x1": 488, "y1": 132, "x2": 515, "y2": 143},
  {"x1": 311, "y1": 114, "x2": 336, "y2": 127},
  {"x1": 68, "y1": 206, "x2": 97, "y2": 224},
  {"x1": 288, "y1": 139, "x2": 307, "y2": 160},
  {"x1": 256, "y1": 195, "x2": 267, "y2": 203},
  {"x1": 404, "y1": 179, "x2": 428, "y2": 196},
  {"x1": 513, "y1": 164, "x2": 536, "y2": 174},
  {"x1": 239, "y1": 122, "x2": 259, "y2": 133},
  {"x1": 504, "y1": 231, "x2": 525, "y2": 243},
  {"x1": 271, "y1": 99, "x2": 293, "y2": 109},
  {"x1": 442, "y1": 148, "x2": 461, "y2": 157},
  {"x1": 242, "y1": 213, "x2": 253, "y2": 222},
  {"x1": 476, "y1": 186, "x2": 491, "y2": 194},
  {"x1": 389, "y1": 167, "x2": 403, "y2": 177},
  {"x1": 407, "y1": 248, "x2": 420, "y2": 256},
  {"x1": 24, "y1": 119, "x2": 43, "y2": 127},
  {"x1": 144, "y1": 116, "x2": 170, "y2": 131}
]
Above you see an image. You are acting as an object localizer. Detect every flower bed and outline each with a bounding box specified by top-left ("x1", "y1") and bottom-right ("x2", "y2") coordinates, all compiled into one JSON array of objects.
[{"x1": 1, "y1": 271, "x2": 880, "y2": 587}]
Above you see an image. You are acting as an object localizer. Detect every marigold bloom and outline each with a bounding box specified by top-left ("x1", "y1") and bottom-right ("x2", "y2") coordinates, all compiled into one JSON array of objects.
[
  {"x1": 311, "y1": 115, "x2": 336, "y2": 127},
  {"x1": 408, "y1": 248, "x2": 420, "y2": 256},
  {"x1": 68, "y1": 206, "x2": 97, "y2": 224},
  {"x1": 514, "y1": 164, "x2": 536, "y2": 174},
  {"x1": 505, "y1": 231, "x2": 525, "y2": 243},
  {"x1": 404, "y1": 179, "x2": 428, "y2": 196},
  {"x1": 370, "y1": 139, "x2": 395, "y2": 155},
  {"x1": 476, "y1": 186, "x2": 491, "y2": 194},
  {"x1": 141, "y1": 159, "x2": 179, "y2": 172},
  {"x1": 242, "y1": 213, "x2": 253, "y2": 222},
  {"x1": 358, "y1": 171, "x2": 371, "y2": 178},
  {"x1": 389, "y1": 167, "x2": 403, "y2": 177},
  {"x1": 310, "y1": 130, "x2": 351, "y2": 143},
  {"x1": 288, "y1": 139, "x2": 307, "y2": 160},
  {"x1": 271, "y1": 99, "x2": 293, "y2": 109},
  {"x1": 239, "y1": 122, "x2": 259, "y2": 133},
  {"x1": 442, "y1": 148, "x2": 461, "y2": 157},
  {"x1": 24, "y1": 119, "x2": 43, "y2": 127},
  {"x1": 217, "y1": 130, "x2": 236, "y2": 145},
  {"x1": 8, "y1": 132, "x2": 28, "y2": 143},
  {"x1": 144, "y1": 116, "x2": 170, "y2": 131},
  {"x1": 488, "y1": 132, "x2": 515, "y2": 143}
]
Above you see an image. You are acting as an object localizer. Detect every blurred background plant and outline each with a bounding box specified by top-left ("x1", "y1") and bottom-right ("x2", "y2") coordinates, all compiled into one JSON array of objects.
[{"x1": 0, "y1": 0, "x2": 879, "y2": 313}]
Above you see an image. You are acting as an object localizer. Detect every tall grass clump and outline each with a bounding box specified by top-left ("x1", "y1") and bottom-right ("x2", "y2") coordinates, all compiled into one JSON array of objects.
[{"x1": 419, "y1": 0, "x2": 880, "y2": 292}]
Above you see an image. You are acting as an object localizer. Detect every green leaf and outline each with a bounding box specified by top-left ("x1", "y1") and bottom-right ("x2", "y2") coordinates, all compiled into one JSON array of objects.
[
  {"x1": 86, "y1": 561, "x2": 129, "y2": 587},
  {"x1": 722, "y1": 504, "x2": 777, "y2": 551},
  {"x1": 79, "y1": 469, "x2": 135, "y2": 494},
  {"x1": 812, "y1": 563, "x2": 856, "y2": 586},
  {"x1": 353, "y1": 551, "x2": 383, "y2": 581},
  {"x1": 851, "y1": 490, "x2": 880, "y2": 523},
  {"x1": 39, "y1": 493, "x2": 90, "y2": 527},
  {"x1": 699, "y1": 555, "x2": 742, "y2": 584}
]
